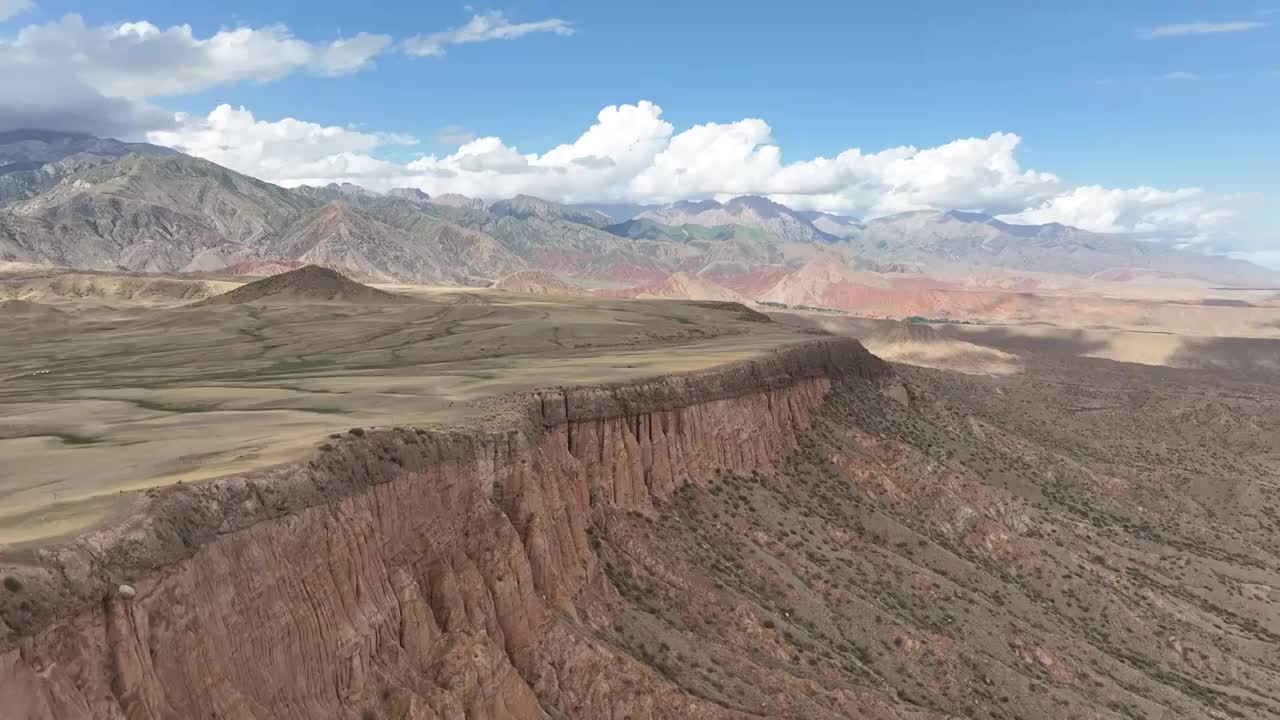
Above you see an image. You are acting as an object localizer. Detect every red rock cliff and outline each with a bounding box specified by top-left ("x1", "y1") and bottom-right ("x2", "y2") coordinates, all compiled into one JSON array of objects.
[{"x1": 0, "y1": 338, "x2": 889, "y2": 720}]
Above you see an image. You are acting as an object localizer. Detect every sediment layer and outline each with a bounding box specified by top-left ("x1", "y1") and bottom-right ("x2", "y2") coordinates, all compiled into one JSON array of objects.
[{"x1": 0, "y1": 337, "x2": 889, "y2": 720}]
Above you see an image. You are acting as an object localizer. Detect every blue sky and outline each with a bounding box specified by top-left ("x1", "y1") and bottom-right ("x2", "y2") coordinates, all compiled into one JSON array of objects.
[{"x1": 1, "y1": 1, "x2": 1277, "y2": 260}]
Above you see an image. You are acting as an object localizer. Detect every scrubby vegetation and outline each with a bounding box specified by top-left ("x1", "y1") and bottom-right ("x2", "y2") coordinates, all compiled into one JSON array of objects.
[{"x1": 584, "y1": 360, "x2": 1280, "y2": 719}]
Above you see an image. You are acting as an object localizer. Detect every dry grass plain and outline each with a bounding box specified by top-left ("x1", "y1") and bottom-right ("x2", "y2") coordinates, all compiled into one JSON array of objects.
[
  {"x1": 0, "y1": 268, "x2": 808, "y2": 545},
  {"x1": 2, "y1": 263, "x2": 1277, "y2": 547}
]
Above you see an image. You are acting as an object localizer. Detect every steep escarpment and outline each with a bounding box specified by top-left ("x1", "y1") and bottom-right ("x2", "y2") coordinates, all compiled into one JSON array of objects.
[{"x1": 0, "y1": 338, "x2": 891, "y2": 720}]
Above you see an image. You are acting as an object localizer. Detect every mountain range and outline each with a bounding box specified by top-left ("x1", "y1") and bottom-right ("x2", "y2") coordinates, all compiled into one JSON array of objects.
[{"x1": 0, "y1": 129, "x2": 1273, "y2": 291}]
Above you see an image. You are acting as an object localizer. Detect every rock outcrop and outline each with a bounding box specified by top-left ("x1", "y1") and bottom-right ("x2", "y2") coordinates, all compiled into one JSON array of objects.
[{"x1": 0, "y1": 338, "x2": 890, "y2": 720}]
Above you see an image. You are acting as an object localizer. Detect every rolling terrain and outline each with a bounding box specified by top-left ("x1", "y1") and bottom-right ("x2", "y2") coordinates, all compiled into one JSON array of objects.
[
  {"x1": 0, "y1": 267, "x2": 1277, "y2": 719},
  {"x1": 2, "y1": 129, "x2": 1280, "y2": 720}
]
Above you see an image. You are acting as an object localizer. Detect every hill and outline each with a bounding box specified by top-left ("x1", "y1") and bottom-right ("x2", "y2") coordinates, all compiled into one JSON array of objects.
[
  {"x1": 488, "y1": 194, "x2": 614, "y2": 228},
  {"x1": 0, "y1": 268, "x2": 233, "y2": 305},
  {"x1": 639, "y1": 195, "x2": 834, "y2": 243},
  {"x1": 491, "y1": 270, "x2": 588, "y2": 296},
  {"x1": 193, "y1": 265, "x2": 419, "y2": 306},
  {"x1": 601, "y1": 271, "x2": 750, "y2": 303}
]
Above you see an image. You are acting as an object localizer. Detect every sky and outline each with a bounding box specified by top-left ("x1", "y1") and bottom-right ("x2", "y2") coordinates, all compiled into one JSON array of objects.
[{"x1": 0, "y1": 0, "x2": 1276, "y2": 265}]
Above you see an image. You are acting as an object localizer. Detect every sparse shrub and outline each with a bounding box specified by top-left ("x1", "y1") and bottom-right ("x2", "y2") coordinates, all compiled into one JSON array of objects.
[
  {"x1": 349, "y1": 427, "x2": 365, "y2": 437},
  {"x1": 3, "y1": 576, "x2": 21, "y2": 592}
]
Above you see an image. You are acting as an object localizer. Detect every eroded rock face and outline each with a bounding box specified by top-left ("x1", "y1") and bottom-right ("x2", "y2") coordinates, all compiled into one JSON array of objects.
[{"x1": 0, "y1": 339, "x2": 889, "y2": 720}]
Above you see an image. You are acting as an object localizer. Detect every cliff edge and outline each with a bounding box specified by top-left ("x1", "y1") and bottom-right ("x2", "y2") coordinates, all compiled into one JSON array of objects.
[{"x1": 0, "y1": 337, "x2": 891, "y2": 720}]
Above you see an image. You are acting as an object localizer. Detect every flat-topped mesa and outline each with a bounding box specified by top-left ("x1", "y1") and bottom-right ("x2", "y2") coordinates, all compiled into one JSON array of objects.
[{"x1": 0, "y1": 337, "x2": 890, "y2": 720}]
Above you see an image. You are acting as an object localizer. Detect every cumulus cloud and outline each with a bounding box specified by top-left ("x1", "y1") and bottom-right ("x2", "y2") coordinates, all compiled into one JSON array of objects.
[
  {"x1": 3, "y1": 15, "x2": 391, "y2": 99},
  {"x1": 1142, "y1": 21, "x2": 1266, "y2": 38},
  {"x1": 404, "y1": 10, "x2": 573, "y2": 57},
  {"x1": 147, "y1": 104, "x2": 415, "y2": 186},
  {"x1": 0, "y1": 10, "x2": 573, "y2": 137},
  {"x1": 0, "y1": 0, "x2": 33, "y2": 22},
  {"x1": 148, "y1": 99, "x2": 1261, "y2": 252},
  {"x1": 0, "y1": 70, "x2": 174, "y2": 138},
  {"x1": 998, "y1": 186, "x2": 1236, "y2": 244},
  {"x1": 0, "y1": 14, "x2": 392, "y2": 136}
]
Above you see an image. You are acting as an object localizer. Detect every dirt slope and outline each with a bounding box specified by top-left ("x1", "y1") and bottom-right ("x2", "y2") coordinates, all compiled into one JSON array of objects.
[
  {"x1": 0, "y1": 269, "x2": 233, "y2": 305},
  {"x1": 491, "y1": 269, "x2": 588, "y2": 296},
  {"x1": 193, "y1": 265, "x2": 419, "y2": 306}
]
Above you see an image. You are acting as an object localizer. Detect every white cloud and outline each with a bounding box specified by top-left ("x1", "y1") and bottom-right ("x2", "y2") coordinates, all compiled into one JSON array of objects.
[
  {"x1": 148, "y1": 99, "x2": 1264, "y2": 253},
  {"x1": 442, "y1": 136, "x2": 531, "y2": 174},
  {"x1": 313, "y1": 32, "x2": 395, "y2": 76},
  {"x1": 434, "y1": 125, "x2": 477, "y2": 146},
  {"x1": 0, "y1": 14, "x2": 392, "y2": 136},
  {"x1": 998, "y1": 186, "x2": 1237, "y2": 244},
  {"x1": 1142, "y1": 21, "x2": 1266, "y2": 38},
  {"x1": 0, "y1": 0, "x2": 32, "y2": 22},
  {"x1": 404, "y1": 10, "x2": 573, "y2": 57},
  {"x1": 0, "y1": 67, "x2": 174, "y2": 138},
  {"x1": 1162, "y1": 71, "x2": 1199, "y2": 81},
  {"x1": 1228, "y1": 250, "x2": 1280, "y2": 270},
  {"x1": 0, "y1": 10, "x2": 574, "y2": 137},
  {"x1": 147, "y1": 104, "x2": 415, "y2": 185},
  {"x1": 2, "y1": 15, "x2": 391, "y2": 99}
]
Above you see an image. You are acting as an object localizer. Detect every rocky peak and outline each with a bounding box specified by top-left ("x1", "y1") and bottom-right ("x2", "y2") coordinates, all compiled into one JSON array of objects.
[{"x1": 387, "y1": 187, "x2": 431, "y2": 204}]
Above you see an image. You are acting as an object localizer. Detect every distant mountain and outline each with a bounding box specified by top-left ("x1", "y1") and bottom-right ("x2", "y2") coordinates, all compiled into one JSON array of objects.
[
  {"x1": 599, "y1": 270, "x2": 748, "y2": 303},
  {"x1": 572, "y1": 202, "x2": 659, "y2": 222},
  {"x1": 604, "y1": 218, "x2": 788, "y2": 268},
  {"x1": 293, "y1": 182, "x2": 378, "y2": 203},
  {"x1": 387, "y1": 187, "x2": 431, "y2": 204},
  {"x1": 0, "y1": 149, "x2": 725, "y2": 287},
  {"x1": 0, "y1": 129, "x2": 178, "y2": 205},
  {"x1": 838, "y1": 209, "x2": 1274, "y2": 284},
  {"x1": 266, "y1": 202, "x2": 525, "y2": 284},
  {"x1": 429, "y1": 193, "x2": 485, "y2": 210},
  {"x1": 0, "y1": 129, "x2": 176, "y2": 171},
  {"x1": 639, "y1": 195, "x2": 836, "y2": 244},
  {"x1": 0, "y1": 153, "x2": 521, "y2": 283},
  {"x1": 488, "y1": 194, "x2": 614, "y2": 229},
  {"x1": 461, "y1": 205, "x2": 681, "y2": 285},
  {"x1": 1, "y1": 129, "x2": 1274, "y2": 289},
  {"x1": 796, "y1": 210, "x2": 864, "y2": 239},
  {"x1": 491, "y1": 269, "x2": 588, "y2": 296},
  {"x1": 3, "y1": 153, "x2": 312, "y2": 272}
]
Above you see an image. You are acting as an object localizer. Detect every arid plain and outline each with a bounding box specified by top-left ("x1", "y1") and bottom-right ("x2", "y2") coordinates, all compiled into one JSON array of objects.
[
  {"x1": 2, "y1": 262, "x2": 1279, "y2": 720},
  {"x1": 0, "y1": 264, "x2": 807, "y2": 544}
]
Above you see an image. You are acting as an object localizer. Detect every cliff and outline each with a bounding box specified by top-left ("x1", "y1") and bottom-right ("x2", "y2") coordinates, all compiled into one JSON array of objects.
[{"x1": 0, "y1": 338, "x2": 891, "y2": 720}]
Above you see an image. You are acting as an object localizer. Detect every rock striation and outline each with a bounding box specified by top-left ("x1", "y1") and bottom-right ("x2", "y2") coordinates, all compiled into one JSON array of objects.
[{"x1": 0, "y1": 338, "x2": 890, "y2": 720}]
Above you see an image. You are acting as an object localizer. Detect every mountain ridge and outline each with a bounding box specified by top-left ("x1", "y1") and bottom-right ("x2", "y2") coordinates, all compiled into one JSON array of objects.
[{"x1": 0, "y1": 129, "x2": 1273, "y2": 289}]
